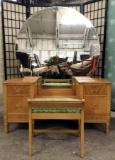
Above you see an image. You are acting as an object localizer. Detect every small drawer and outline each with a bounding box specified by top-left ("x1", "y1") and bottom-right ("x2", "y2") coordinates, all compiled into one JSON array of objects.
[
  {"x1": 7, "y1": 85, "x2": 30, "y2": 96},
  {"x1": 85, "y1": 114, "x2": 106, "y2": 122},
  {"x1": 8, "y1": 114, "x2": 28, "y2": 122},
  {"x1": 84, "y1": 85, "x2": 107, "y2": 95},
  {"x1": 7, "y1": 97, "x2": 28, "y2": 113},
  {"x1": 84, "y1": 96, "x2": 107, "y2": 114}
]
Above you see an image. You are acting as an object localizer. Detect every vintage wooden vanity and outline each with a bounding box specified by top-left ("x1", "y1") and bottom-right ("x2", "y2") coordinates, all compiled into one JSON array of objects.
[
  {"x1": 3, "y1": 76, "x2": 111, "y2": 134},
  {"x1": 2, "y1": 6, "x2": 110, "y2": 135}
]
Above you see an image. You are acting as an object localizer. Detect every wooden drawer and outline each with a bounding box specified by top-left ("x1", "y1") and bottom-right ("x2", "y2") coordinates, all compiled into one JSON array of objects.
[
  {"x1": 7, "y1": 97, "x2": 29, "y2": 113},
  {"x1": 84, "y1": 85, "x2": 107, "y2": 95},
  {"x1": 7, "y1": 85, "x2": 30, "y2": 96},
  {"x1": 85, "y1": 114, "x2": 107, "y2": 122},
  {"x1": 84, "y1": 96, "x2": 107, "y2": 114},
  {"x1": 8, "y1": 114, "x2": 28, "y2": 122}
]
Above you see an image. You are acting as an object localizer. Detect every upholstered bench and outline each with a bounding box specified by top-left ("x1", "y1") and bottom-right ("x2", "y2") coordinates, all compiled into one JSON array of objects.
[
  {"x1": 28, "y1": 98, "x2": 85, "y2": 158},
  {"x1": 32, "y1": 107, "x2": 81, "y2": 113}
]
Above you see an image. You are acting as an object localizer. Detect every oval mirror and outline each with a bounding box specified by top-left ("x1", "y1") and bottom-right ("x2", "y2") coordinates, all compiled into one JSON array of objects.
[{"x1": 15, "y1": 6, "x2": 100, "y2": 78}]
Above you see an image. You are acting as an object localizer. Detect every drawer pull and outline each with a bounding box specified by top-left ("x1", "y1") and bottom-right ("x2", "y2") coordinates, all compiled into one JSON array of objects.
[
  {"x1": 16, "y1": 89, "x2": 20, "y2": 93},
  {"x1": 93, "y1": 104, "x2": 98, "y2": 108},
  {"x1": 93, "y1": 89, "x2": 98, "y2": 93},
  {"x1": 16, "y1": 103, "x2": 20, "y2": 108}
]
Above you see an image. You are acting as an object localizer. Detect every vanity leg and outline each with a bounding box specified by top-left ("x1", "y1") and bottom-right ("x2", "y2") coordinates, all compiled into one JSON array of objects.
[
  {"x1": 4, "y1": 122, "x2": 8, "y2": 133},
  {"x1": 105, "y1": 122, "x2": 110, "y2": 134},
  {"x1": 105, "y1": 115, "x2": 110, "y2": 134}
]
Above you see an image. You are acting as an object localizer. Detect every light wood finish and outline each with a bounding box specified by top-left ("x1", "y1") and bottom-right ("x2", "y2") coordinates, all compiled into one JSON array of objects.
[
  {"x1": 3, "y1": 76, "x2": 111, "y2": 134},
  {"x1": 28, "y1": 98, "x2": 85, "y2": 157},
  {"x1": 39, "y1": 88, "x2": 74, "y2": 96},
  {"x1": 3, "y1": 77, "x2": 40, "y2": 133},
  {"x1": 73, "y1": 76, "x2": 111, "y2": 133}
]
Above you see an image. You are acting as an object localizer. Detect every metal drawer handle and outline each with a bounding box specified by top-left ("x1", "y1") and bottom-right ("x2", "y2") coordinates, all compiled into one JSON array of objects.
[
  {"x1": 16, "y1": 89, "x2": 20, "y2": 93},
  {"x1": 16, "y1": 103, "x2": 20, "y2": 108},
  {"x1": 93, "y1": 104, "x2": 98, "y2": 108},
  {"x1": 93, "y1": 89, "x2": 98, "y2": 93}
]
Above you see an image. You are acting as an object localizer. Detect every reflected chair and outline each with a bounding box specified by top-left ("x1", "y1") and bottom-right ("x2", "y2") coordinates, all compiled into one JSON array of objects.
[
  {"x1": 16, "y1": 51, "x2": 30, "y2": 68},
  {"x1": 28, "y1": 98, "x2": 85, "y2": 157},
  {"x1": 70, "y1": 57, "x2": 92, "y2": 76},
  {"x1": 87, "y1": 55, "x2": 100, "y2": 76},
  {"x1": 70, "y1": 54, "x2": 100, "y2": 76},
  {"x1": 80, "y1": 54, "x2": 90, "y2": 61},
  {"x1": 16, "y1": 51, "x2": 31, "y2": 77},
  {"x1": 34, "y1": 54, "x2": 41, "y2": 68}
]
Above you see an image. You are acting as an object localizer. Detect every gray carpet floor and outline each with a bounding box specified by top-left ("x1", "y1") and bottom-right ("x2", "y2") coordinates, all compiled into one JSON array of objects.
[{"x1": 0, "y1": 103, "x2": 115, "y2": 160}]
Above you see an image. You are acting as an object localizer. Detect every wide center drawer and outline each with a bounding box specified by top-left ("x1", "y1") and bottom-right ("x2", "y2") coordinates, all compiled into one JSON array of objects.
[
  {"x1": 7, "y1": 85, "x2": 30, "y2": 96},
  {"x1": 84, "y1": 85, "x2": 107, "y2": 95}
]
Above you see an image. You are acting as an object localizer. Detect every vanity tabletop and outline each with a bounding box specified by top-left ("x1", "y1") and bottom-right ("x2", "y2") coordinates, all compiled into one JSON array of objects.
[
  {"x1": 73, "y1": 76, "x2": 111, "y2": 84},
  {"x1": 3, "y1": 77, "x2": 40, "y2": 84}
]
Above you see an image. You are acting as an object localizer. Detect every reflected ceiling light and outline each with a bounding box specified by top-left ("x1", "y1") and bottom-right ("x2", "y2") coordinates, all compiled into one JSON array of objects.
[
  {"x1": 60, "y1": 16, "x2": 81, "y2": 25},
  {"x1": 60, "y1": 15, "x2": 93, "y2": 27},
  {"x1": 59, "y1": 8, "x2": 93, "y2": 27}
]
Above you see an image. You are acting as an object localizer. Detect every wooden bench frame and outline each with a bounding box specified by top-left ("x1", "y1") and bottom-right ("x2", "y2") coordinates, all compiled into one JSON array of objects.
[{"x1": 28, "y1": 98, "x2": 85, "y2": 157}]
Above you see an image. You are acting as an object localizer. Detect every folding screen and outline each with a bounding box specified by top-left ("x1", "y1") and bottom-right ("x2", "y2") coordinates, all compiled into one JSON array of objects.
[
  {"x1": 84, "y1": 0, "x2": 107, "y2": 77},
  {"x1": 2, "y1": 1, "x2": 26, "y2": 79}
]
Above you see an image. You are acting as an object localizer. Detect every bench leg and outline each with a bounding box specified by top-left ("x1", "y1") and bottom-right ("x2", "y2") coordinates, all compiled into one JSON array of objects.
[
  {"x1": 80, "y1": 117, "x2": 84, "y2": 158},
  {"x1": 78, "y1": 120, "x2": 81, "y2": 137},
  {"x1": 29, "y1": 118, "x2": 33, "y2": 156},
  {"x1": 32, "y1": 120, "x2": 35, "y2": 137}
]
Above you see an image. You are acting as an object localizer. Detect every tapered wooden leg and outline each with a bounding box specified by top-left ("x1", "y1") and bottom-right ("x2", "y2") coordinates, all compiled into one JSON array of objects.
[
  {"x1": 32, "y1": 120, "x2": 35, "y2": 137},
  {"x1": 78, "y1": 120, "x2": 81, "y2": 137},
  {"x1": 80, "y1": 110, "x2": 84, "y2": 158},
  {"x1": 29, "y1": 108, "x2": 33, "y2": 157},
  {"x1": 105, "y1": 122, "x2": 110, "y2": 134},
  {"x1": 4, "y1": 122, "x2": 8, "y2": 134},
  {"x1": 4, "y1": 114, "x2": 9, "y2": 133}
]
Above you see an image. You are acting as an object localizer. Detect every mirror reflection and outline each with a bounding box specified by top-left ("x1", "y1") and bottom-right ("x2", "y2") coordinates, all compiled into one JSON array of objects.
[{"x1": 15, "y1": 6, "x2": 100, "y2": 79}]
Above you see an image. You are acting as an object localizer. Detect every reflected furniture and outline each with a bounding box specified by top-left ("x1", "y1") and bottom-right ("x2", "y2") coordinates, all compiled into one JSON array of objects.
[
  {"x1": 3, "y1": 76, "x2": 111, "y2": 134},
  {"x1": 28, "y1": 98, "x2": 85, "y2": 157},
  {"x1": 15, "y1": 7, "x2": 100, "y2": 78}
]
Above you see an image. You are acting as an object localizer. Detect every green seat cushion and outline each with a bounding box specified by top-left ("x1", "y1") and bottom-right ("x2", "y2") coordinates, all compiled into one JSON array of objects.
[
  {"x1": 32, "y1": 108, "x2": 81, "y2": 113},
  {"x1": 42, "y1": 83, "x2": 72, "y2": 88}
]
